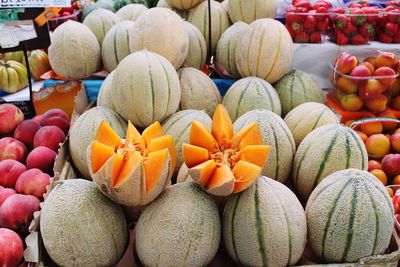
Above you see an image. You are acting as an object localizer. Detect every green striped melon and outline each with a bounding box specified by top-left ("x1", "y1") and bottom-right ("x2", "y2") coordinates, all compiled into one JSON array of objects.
[
  {"x1": 97, "y1": 71, "x2": 115, "y2": 111},
  {"x1": 223, "y1": 176, "x2": 307, "y2": 266},
  {"x1": 178, "y1": 67, "x2": 221, "y2": 116},
  {"x1": 228, "y1": 0, "x2": 278, "y2": 23},
  {"x1": 136, "y1": 182, "x2": 220, "y2": 266},
  {"x1": 215, "y1": 22, "x2": 249, "y2": 78},
  {"x1": 69, "y1": 106, "x2": 127, "y2": 179},
  {"x1": 129, "y1": 8, "x2": 189, "y2": 69},
  {"x1": 233, "y1": 109, "x2": 295, "y2": 183},
  {"x1": 306, "y1": 168, "x2": 394, "y2": 263},
  {"x1": 162, "y1": 109, "x2": 211, "y2": 174},
  {"x1": 293, "y1": 124, "x2": 368, "y2": 200},
  {"x1": 102, "y1": 21, "x2": 134, "y2": 72},
  {"x1": 223, "y1": 77, "x2": 281, "y2": 121},
  {"x1": 188, "y1": 0, "x2": 230, "y2": 55},
  {"x1": 284, "y1": 102, "x2": 339, "y2": 147},
  {"x1": 274, "y1": 69, "x2": 324, "y2": 116},
  {"x1": 111, "y1": 50, "x2": 180, "y2": 127},
  {"x1": 165, "y1": 0, "x2": 203, "y2": 10},
  {"x1": 157, "y1": 0, "x2": 189, "y2": 18},
  {"x1": 115, "y1": 3, "x2": 148, "y2": 21},
  {"x1": 83, "y1": 8, "x2": 121, "y2": 45},
  {"x1": 41, "y1": 179, "x2": 128, "y2": 267},
  {"x1": 235, "y1": 18, "x2": 293, "y2": 83},
  {"x1": 183, "y1": 21, "x2": 207, "y2": 69},
  {"x1": 48, "y1": 21, "x2": 101, "y2": 79}
]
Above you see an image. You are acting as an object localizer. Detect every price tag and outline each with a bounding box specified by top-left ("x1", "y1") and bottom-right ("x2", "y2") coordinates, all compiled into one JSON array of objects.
[{"x1": 0, "y1": 0, "x2": 70, "y2": 8}]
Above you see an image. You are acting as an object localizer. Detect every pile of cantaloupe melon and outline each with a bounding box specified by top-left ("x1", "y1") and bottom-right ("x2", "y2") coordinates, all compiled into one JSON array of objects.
[{"x1": 39, "y1": 1, "x2": 397, "y2": 266}]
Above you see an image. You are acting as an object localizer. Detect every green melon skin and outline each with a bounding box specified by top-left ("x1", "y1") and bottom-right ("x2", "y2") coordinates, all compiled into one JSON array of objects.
[
  {"x1": 40, "y1": 179, "x2": 128, "y2": 267},
  {"x1": 223, "y1": 176, "x2": 307, "y2": 267},
  {"x1": 273, "y1": 69, "x2": 324, "y2": 116},
  {"x1": 233, "y1": 109, "x2": 295, "y2": 184},
  {"x1": 69, "y1": 106, "x2": 127, "y2": 179},
  {"x1": 292, "y1": 124, "x2": 368, "y2": 200},
  {"x1": 97, "y1": 71, "x2": 115, "y2": 111},
  {"x1": 306, "y1": 169, "x2": 394, "y2": 263},
  {"x1": 182, "y1": 21, "x2": 207, "y2": 69},
  {"x1": 83, "y1": 8, "x2": 121, "y2": 45},
  {"x1": 116, "y1": 4, "x2": 148, "y2": 21},
  {"x1": 223, "y1": 77, "x2": 282, "y2": 121},
  {"x1": 162, "y1": 109, "x2": 211, "y2": 174},
  {"x1": 111, "y1": 50, "x2": 181, "y2": 127},
  {"x1": 136, "y1": 182, "x2": 221, "y2": 267},
  {"x1": 48, "y1": 20, "x2": 101, "y2": 80},
  {"x1": 228, "y1": 0, "x2": 277, "y2": 23},
  {"x1": 284, "y1": 102, "x2": 339, "y2": 147}
]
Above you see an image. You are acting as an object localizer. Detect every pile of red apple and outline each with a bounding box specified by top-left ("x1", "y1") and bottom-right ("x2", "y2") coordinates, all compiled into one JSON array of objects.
[
  {"x1": 332, "y1": 50, "x2": 400, "y2": 113},
  {"x1": 0, "y1": 103, "x2": 70, "y2": 267}
]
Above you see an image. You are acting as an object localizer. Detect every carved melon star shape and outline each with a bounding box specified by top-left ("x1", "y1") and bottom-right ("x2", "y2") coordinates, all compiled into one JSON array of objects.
[{"x1": 183, "y1": 104, "x2": 270, "y2": 196}]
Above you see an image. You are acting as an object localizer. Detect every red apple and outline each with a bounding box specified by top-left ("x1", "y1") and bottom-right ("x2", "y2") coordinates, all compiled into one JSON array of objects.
[
  {"x1": 0, "y1": 228, "x2": 24, "y2": 267},
  {"x1": 15, "y1": 169, "x2": 50, "y2": 200},
  {"x1": 26, "y1": 146, "x2": 57, "y2": 175},
  {"x1": 32, "y1": 114, "x2": 43, "y2": 124},
  {"x1": 0, "y1": 137, "x2": 27, "y2": 163},
  {"x1": 40, "y1": 108, "x2": 69, "y2": 122},
  {"x1": 361, "y1": 61, "x2": 375, "y2": 74},
  {"x1": 376, "y1": 51, "x2": 398, "y2": 69},
  {"x1": 0, "y1": 159, "x2": 26, "y2": 188},
  {"x1": 374, "y1": 66, "x2": 396, "y2": 87},
  {"x1": 33, "y1": 126, "x2": 65, "y2": 151},
  {"x1": 368, "y1": 160, "x2": 382, "y2": 171},
  {"x1": 13, "y1": 119, "x2": 41, "y2": 148},
  {"x1": 40, "y1": 116, "x2": 70, "y2": 135},
  {"x1": 358, "y1": 79, "x2": 384, "y2": 100},
  {"x1": 336, "y1": 52, "x2": 359, "y2": 74},
  {"x1": 350, "y1": 64, "x2": 372, "y2": 78},
  {"x1": 0, "y1": 104, "x2": 24, "y2": 135},
  {"x1": 381, "y1": 154, "x2": 400, "y2": 177},
  {"x1": 390, "y1": 133, "x2": 400, "y2": 153},
  {"x1": 364, "y1": 56, "x2": 377, "y2": 69},
  {"x1": 0, "y1": 188, "x2": 16, "y2": 206}
]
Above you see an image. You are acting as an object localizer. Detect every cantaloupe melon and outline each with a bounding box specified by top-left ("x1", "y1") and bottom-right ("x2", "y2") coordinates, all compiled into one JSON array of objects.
[
  {"x1": 187, "y1": 0, "x2": 230, "y2": 54},
  {"x1": 223, "y1": 176, "x2": 307, "y2": 266},
  {"x1": 129, "y1": 8, "x2": 189, "y2": 69},
  {"x1": 136, "y1": 182, "x2": 220, "y2": 266},
  {"x1": 40, "y1": 179, "x2": 127, "y2": 267},
  {"x1": 83, "y1": 8, "x2": 121, "y2": 45},
  {"x1": 222, "y1": 77, "x2": 281, "y2": 121},
  {"x1": 157, "y1": 0, "x2": 188, "y2": 18},
  {"x1": 228, "y1": 0, "x2": 278, "y2": 23},
  {"x1": 69, "y1": 106, "x2": 127, "y2": 179},
  {"x1": 115, "y1": 3, "x2": 148, "y2": 21},
  {"x1": 306, "y1": 169, "x2": 394, "y2": 263},
  {"x1": 284, "y1": 102, "x2": 339, "y2": 147},
  {"x1": 111, "y1": 50, "x2": 180, "y2": 127},
  {"x1": 235, "y1": 18, "x2": 293, "y2": 83},
  {"x1": 274, "y1": 69, "x2": 324, "y2": 116},
  {"x1": 166, "y1": 0, "x2": 203, "y2": 10},
  {"x1": 221, "y1": 0, "x2": 229, "y2": 12},
  {"x1": 215, "y1": 22, "x2": 249, "y2": 78},
  {"x1": 178, "y1": 67, "x2": 221, "y2": 116},
  {"x1": 48, "y1": 21, "x2": 101, "y2": 79},
  {"x1": 162, "y1": 109, "x2": 211, "y2": 174},
  {"x1": 183, "y1": 21, "x2": 207, "y2": 69},
  {"x1": 233, "y1": 109, "x2": 295, "y2": 183},
  {"x1": 177, "y1": 163, "x2": 193, "y2": 183},
  {"x1": 293, "y1": 124, "x2": 368, "y2": 200},
  {"x1": 102, "y1": 21, "x2": 134, "y2": 72},
  {"x1": 97, "y1": 71, "x2": 115, "y2": 111}
]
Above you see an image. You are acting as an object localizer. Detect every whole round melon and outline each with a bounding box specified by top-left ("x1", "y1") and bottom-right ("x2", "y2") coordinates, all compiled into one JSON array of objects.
[
  {"x1": 222, "y1": 77, "x2": 281, "y2": 121},
  {"x1": 48, "y1": 21, "x2": 101, "y2": 79},
  {"x1": 188, "y1": 0, "x2": 230, "y2": 55},
  {"x1": 293, "y1": 124, "x2": 368, "y2": 200},
  {"x1": 166, "y1": 0, "x2": 203, "y2": 10},
  {"x1": 183, "y1": 21, "x2": 207, "y2": 69},
  {"x1": 97, "y1": 71, "x2": 115, "y2": 111},
  {"x1": 129, "y1": 8, "x2": 189, "y2": 69},
  {"x1": 83, "y1": 8, "x2": 121, "y2": 45},
  {"x1": 111, "y1": 50, "x2": 180, "y2": 127},
  {"x1": 136, "y1": 182, "x2": 220, "y2": 267},
  {"x1": 284, "y1": 102, "x2": 339, "y2": 147},
  {"x1": 69, "y1": 107, "x2": 127, "y2": 179},
  {"x1": 235, "y1": 18, "x2": 293, "y2": 83},
  {"x1": 215, "y1": 22, "x2": 249, "y2": 78},
  {"x1": 306, "y1": 169, "x2": 394, "y2": 263},
  {"x1": 233, "y1": 109, "x2": 295, "y2": 183},
  {"x1": 228, "y1": 0, "x2": 277, "y2": 23},
  {"x1": 114, "y1": 0, "x2": 149, "y2": 10},
  {"x1": 157, "y1": 0, "x2": 189, "y2": 18},
  {"x1": 162, "y1": 109, "x2": 211, "y2": 174},
  {"x1": 178, "y1": 67, "x2": 221, "y2": 116},
  {"x1": 223, "y1": 176, "x2": 307, "y2": 266},
  {"x1": 40, "y1": 179, "x2": 128, "y2": 267},
  {"x1": 116, "y1": 3, "x2": 148, "y2": 20},
  {"x1": 221, "y1": 0, "x2": 228, "y2": 11},
  {"x1": 274, "y1": 69, "x2": 324, "y2": 116},
  {"x1": 102, "y1": 21, "x2": 134, "y2": 72}
]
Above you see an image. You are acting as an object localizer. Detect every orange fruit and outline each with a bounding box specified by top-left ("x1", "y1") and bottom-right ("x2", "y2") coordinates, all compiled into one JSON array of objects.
[{"x1": 370, "y1": 169, "x2": 388, "y2": 185}]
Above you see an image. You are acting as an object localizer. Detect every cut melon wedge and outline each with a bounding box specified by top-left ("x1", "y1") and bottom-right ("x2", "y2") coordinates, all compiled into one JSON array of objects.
[
  {"x1": 182, "y1": 144, "x2": 209, "y2": 168},
  {"x1": 230, "y1": 123, "x2": 261, "y2": 148},
  {"x1": 144, "y1": 149, "x2": 170, "y2": 192},
  {"x1": 125, "y1": 121, "x2": 142, "y2": 147},
  {"x1": 212, "y1": 104, "x2": 233, "y2": 144},
  {"x1": 190, "y1": 121, "x2": 218, "y2": 152},
  {"x1": 113, "y1": 150, "x2": 142, "y2": 188},
  {"x1": 95, "y1": 121, "x2": 122, "y2": 150},
  {"x1": 142, "y1": 121, "x2": 163, "y2": 147},
  {"x1": 189, "y1": 160, "x2": 217, "y2": 186},
  {"x1": 239, "y1": 145, "x2": 271, "y2": 167},
  {"x1": 91, "y1": 141, "x2": 115, "y2": 173},
  {"x1": 232, "y1": 160, "x2": 261, "y2": 193},
  {"x1": 148, "y1": 135, "x2": 176, "y2": 178},
  {"x1": 207, "y1": 165, "x2": 234, "y2": 189}
]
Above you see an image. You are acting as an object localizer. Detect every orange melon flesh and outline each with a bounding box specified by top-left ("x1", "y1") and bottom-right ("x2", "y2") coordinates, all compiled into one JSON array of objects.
[
  {"x1": 230, "y1": 123, "x2": 259, "y2": 148},
  {"x1": 182, "y1": 144, "x2": 209, "y2": 168},
  {"x1": 206, "y1": 165, "x2": 234, "y2": 190},
  {"x1": 113, "y1": 151, "x2": 142, "y2": 188},
  {"x1": 111, "y1": 153, "x2": 124, "y2": 187},
  {"x1": 95, "y1": 121, "x2": 122, "y2": 150},
  {"x1": 238, "y1": 124, "x2": 263, "y2": 150},
  {"x1": 144, "y1": 149, "x2": 169, "y2": 192},
  {"x1": 239, "y1": 145, "x2": 271, "y2": 167},
  {"x1": 189, "y1": 159, "x2": 217, "y2": 186},
  {"x1": 142, "y1": 122, "x2": 164, "y2": 147},
  {"x1": 190, "y1": 121, "x2": 218, "y2": 152},
  {"x1": 91, "y1": 141, "x2": 115, "y2": 173},
  {"x1": 125, "y1": 121, "x2": 142, "y2": 147},
  {"x1": 212, "y1": 104, "x2": 233, "y2": 144},
  {"x1": 148, "y1": 135, "x2": 176, "y2": 178},
  {"x1": 232, "y1": 161, "x2": 261, "y2": 193}
]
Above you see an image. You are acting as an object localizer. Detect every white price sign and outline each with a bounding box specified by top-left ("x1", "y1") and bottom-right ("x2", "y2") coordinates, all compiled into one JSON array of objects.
[{"x1": 1, "y1": 0, "x2": 70, "y2": 8}]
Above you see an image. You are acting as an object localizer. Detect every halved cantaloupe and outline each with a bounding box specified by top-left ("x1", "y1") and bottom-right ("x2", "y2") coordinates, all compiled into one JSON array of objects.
[
  {"x1": 182, "y1": 104, "x2": 271, "y2": 196},
  {"x1": 87, "y1": 120, "x2": 176, "y2": 207}
]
